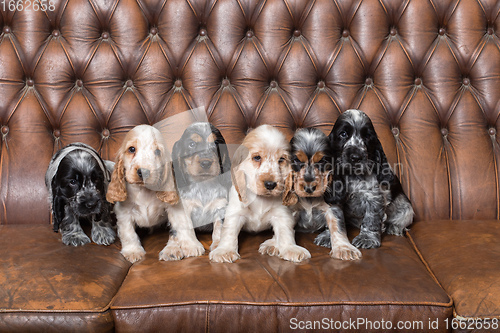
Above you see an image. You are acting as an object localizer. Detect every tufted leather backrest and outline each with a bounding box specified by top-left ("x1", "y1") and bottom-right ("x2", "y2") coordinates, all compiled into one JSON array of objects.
[{"x1": 0, "y1": 0, "x2": 499, "y2": 225}]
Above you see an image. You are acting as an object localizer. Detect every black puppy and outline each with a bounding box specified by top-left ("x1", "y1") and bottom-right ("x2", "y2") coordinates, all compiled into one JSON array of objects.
[
  {"x1": 172, "y1": 122, "x2": 231, "y2": 250},
  {"x1": 46, "y1": 143, "x2": 116, "y2": 246},
  {"x1": 325, "y1": 109, "x2": 414, "y2": 249}
]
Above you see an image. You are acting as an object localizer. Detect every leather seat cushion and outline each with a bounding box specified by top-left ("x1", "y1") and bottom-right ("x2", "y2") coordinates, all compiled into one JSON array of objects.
[
  {"x1": 111, "y1": 230, "x2": 452, "y2": 332},
  {"x1": 409, "y1": 220, "x2": 500, "y2": 320},
  {"x1": 0, "y1": 225, "x2": 131, "y2": 332}
]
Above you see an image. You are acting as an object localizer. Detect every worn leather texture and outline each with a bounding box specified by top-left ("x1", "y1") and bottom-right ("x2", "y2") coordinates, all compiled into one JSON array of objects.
[{"x1": 0, "y1": 0, "x2": 499, "y2": 331}]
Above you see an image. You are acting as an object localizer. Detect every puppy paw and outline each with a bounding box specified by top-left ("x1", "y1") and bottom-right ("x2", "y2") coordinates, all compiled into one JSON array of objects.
[
  {"x1": 91, "y1": 225, "x2": 116, "y2": 246},
  {"x1": 179, "y1": 240, "x2": 205, "y2": 258},
  {"x1": 121, "y1": 247, "x2": 146, "y2": 263},
  {"x1": 313, "y1": 231, "x2": 331, "y2": 248},
  {"x1": 209, "y1": 248, "x2": 240, "y2": 263},
  {"x1": 330, "y1": 243, "x2": 362, "y2": 260},
  {"x1": 352, "y1": 233, "x2": 381, "y2": 249},
  {"x1": 159, "y1": 243, "x2": 184, "y2": 261},
  {"x1": 258, "y1": 239, "x2": 279, "y2": 256},
  {"x1": 279, "y1": 245, "x2": 311, "y2": 263},
  {"x1": 62, "y1": 232, "x2": 91, "y2": 247},
  {"x1": 385, "y1": 224, "x2": 406, "y2": 236}
]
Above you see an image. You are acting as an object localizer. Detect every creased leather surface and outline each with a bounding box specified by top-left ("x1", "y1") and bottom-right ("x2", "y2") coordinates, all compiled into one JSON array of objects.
[
  {"x1": 0, "y1": 225, "x2": 131, "y2": 331},
  {"x1": 111, "y1": 231, "x2": 452, "y2": 332},
  {"x1": 409, "y1": 220, "x2": 500, "y2": 320}
]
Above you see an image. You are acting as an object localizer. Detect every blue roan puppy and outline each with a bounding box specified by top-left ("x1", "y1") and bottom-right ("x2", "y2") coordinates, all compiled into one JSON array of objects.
[
  {"x1": 172, "y1": 122, "x2": 232, "y2": 250},
  {"x1": 290, "y1": 128, "x2": 361, "y2": 260},
  {"x1": 45, "y1": 143, "x2": 116, "y2": 246}
]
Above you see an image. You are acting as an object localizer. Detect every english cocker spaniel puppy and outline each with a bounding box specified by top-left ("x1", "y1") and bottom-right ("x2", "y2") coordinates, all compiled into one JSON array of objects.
[
  {"x1": 325, "y1": 109, "x2": 414, "y2": 249},
  {"x1": 45, "y1": 143, "x2": 116, "y2": 246},
  {"x1": 106, "y1": 125, "x2": 204, "y2": 263},
  {"x1": 289, "y1": 128, "x2": 361, "y2": 260},
  {"x1": 209, "y1": 124, "x2": 311, "y2": 263},
  {"x1": 172, "y1": 122, "x2": 231, "y2": 250}
]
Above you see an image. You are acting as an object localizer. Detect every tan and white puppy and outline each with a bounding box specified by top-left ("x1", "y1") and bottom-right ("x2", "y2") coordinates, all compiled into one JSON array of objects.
[
  {"x1": 209, "y1": 124, "x2": 311, "y2": 263},
  {"x1": 107, "y1": 125, "x2": 204, "y2": 263}
]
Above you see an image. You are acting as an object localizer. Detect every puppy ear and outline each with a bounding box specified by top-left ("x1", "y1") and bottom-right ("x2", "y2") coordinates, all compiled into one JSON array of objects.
[
  {"x1": 230, "y1": 145, "x2": 248, "y2": 203},
  {"x1": 171, "y1": 140, "x2": 187, "y2": 189},
  {"x1": 156, "y1": 162, "x2": 179, "y2": 205},
  {"x1": 106, "y1": 157, "x2": 127, "y2": 204},
  {"x1": 212, "y1": 125, "x2": 231, "y2": 174},
  {"x1": 372, "y1": 138, "x2": 396, "y2": 186},
  {"x1": 51, "y1": 181, "x2": 66, "y2": 232},
  {"x1": 282, "y1": 171, "x2": 297, "y2": 206}
]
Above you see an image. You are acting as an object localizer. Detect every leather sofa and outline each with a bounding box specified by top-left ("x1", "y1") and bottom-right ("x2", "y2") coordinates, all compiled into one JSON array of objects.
[{"x1": 1, "y1": 0, "x2": 499, "y2": 332}]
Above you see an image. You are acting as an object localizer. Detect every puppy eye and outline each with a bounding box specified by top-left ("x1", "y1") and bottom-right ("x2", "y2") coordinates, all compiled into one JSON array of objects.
[
  {"x1": 155, "y1": 149, "x2": 161, "y2": 156},
  {"x1": 252, "y1": 155, "x2": 261, "y2": 162},
  {"x1": 69, "y1": 179, "x2": 78, "y2": 187},
  {"x1": 128, "y1": 146, "x2": 136, "y2": 153},
  {"x1": 339, "y1": 131, "x2": 348, "y2": 139},
  {"x1": 279, "y1": 157, "x2": 286, "y2": 164},
  {"x1": 188, "y1": 141, "x2": 196, "y2": 149}
]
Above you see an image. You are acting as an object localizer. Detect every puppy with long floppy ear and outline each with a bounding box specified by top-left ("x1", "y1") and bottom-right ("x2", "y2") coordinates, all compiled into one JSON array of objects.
[
  {"x1": 107, "y1": 125, "x2": 204, "y2": 263},
  {"x1": 171, "y1": 122, "x2": 231, "y2": 251},
  {"x1": 289, "y1": 128, "x2": 361, "y2": 260},
  {"x1": 209, "y1": 124, "x2": 310, "y2": 263},
  {"x1": 326, "y1": 109, "x2": 414, "y2": 249}
]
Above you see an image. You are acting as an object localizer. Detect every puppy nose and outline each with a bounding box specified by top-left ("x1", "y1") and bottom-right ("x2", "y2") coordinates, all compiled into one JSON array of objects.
[
  {"x1": 305, "y1": 186, "x2": 316, "y2": 194},
  {"x1": 137, "y1": 168, "x2": 150, "y2": 180},
  {"x1": 349, "y1": 153, "x2": 362, "y2": 163},
  {"x1": 304, "y1": 173, "x2": 315, "y2": 183},
  {"x1": 200, "y1": 160, "x2": 213, "y2": 169},
  {"x1": 264, "y1": 181, "x2": 277, "y2": 190},
  {"x1": 85, "y1": 197, "x2": 99, "y2": 209}
]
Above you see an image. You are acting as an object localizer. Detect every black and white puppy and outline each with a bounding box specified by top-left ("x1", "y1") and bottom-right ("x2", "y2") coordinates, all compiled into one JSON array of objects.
[
  {"x1": 326, "y1": 109, "x2": 414, "y2": 249},
  {"x1": 290, "y1": 128, "x2": 361, "y2": 260},
  {"x1": 172, "y1": 122, "x2": 231, "y2": 250},
  {"x1": 46, "y1": 143, "x2": 116, "y2": 246}
]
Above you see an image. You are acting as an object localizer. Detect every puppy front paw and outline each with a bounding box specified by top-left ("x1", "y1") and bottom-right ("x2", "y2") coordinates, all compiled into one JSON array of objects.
[
  {"x1": 121, "y1": 247, "x2": 146, "y2": 263},
  {"x1": 91, "y1": 224, "x2": 116, "y2": 246},
  {"x1": 209, "y1": 248, "x2": 240, "y2": 263},
  {"x1": 330, "y1": 243, "x2": 362, "y2": 260},
  {"x1": 258, "y1": 239, "x2": 279, "y2": 256},
  {"x1": 352, "y1": 233, "x2": 381, "y2": 249},
  {"x1": 159, "y1": 243, "x2": 184, "y2": 261},
  {"x1": 62, "y1": 232, "x2": 91, "y2": 247},
  {"x1": 179, "y1": 240, "x2": 205, "y2": 258},
  {"x1": 385, "y1": 224, "x2": 406, "y2": 236},
  {"x1": 279, "y1": 245, "x2": 311, "y2": 263},
  {"x1": 313, "y1": 230, "x2": 331, "y2": 248}
]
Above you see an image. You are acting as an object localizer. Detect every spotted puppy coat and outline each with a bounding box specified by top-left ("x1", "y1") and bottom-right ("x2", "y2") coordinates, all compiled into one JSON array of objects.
[
  {"x1": 290, "y1": 128, "x2": 361, "y2": 260},
  {"x1": 325, "y1": 109, "x2": 414, "y2": 249},
  {"x1": 46, "y1": 142, "x2": 115, "y2": 246},
  {"x1": 209, "y1": 124, "x2": 310, "y2": 263},
  {"x1": 107, "y1": 125, "x2": 204, "y2": 263},
  {"x1": 172, "y1": 122, "x2": 231, "y2": 250}
]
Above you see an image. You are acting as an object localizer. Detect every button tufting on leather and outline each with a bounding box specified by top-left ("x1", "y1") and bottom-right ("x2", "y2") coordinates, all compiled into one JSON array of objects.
[
  {"x1": 102, "y1": 128, "x2": 110, "y2": 138},
  {"x1": 390, "y1": 28, "x2": 397, "y2": 36},
  {"x1": 76, "y1": 79, "x2": 83, "y2": 87},
  {"x1": 441, "y1": 128, "x2": 448, "y2": 136},
  {"x1": 199, "y1": 28, "x2": 207, "y2": 37},
  {"x1": 1, "y1": 126, "x2": 9, "y2": 135},
  {"x1": 126, "y1": 79, "x2": 133, "y2": 87},
  {"x1": 365, "y1": 77, "x2": 373, "y2": 86},
  {"x1": 246, "y1": 30, "x2": 254, "y2": 38},
  {"x1": 53, "y1": 129, "x2": 61, "y2": 138},
  {"x1": 392, "y1": 127, "x2": 399, "y2": 136},
  {"x1": 270, "y1": 80, "x2": 277, "y2": 89},
  {"x1": 342, "y1": 29, "x2": 349, "y2": 38},
  {"x1": 462, "y1": 77, "x2": 470, "y2": 86},
  {"x1": 488, "y1": 128, "x2": 496, "y2": 136},
  {"x1": 439, "y1": 28, "x2": 446, "y2": 35},
  {"x1": 222, "y1": 79, "x2": 230, "y2": 87},
  {"x1": 52, "y1": 30, "x2": 60, "y2": 37},
  {"x1": 101, "y1": 31, "x2": 109, "y2": 39},
  {"x1": 414, "y1": 78, "x2": 422, "y2": 86},
  {"x1": 317, "y1": 81, "x2": 325, "y2": 89},
  {"x1": 26, "y1": 79, "x2": 34, "y2": 87},
  {"x1": 150, "y1": 27, "x2": 158, "y2": 35},
  {"x1": 487, "y1": 27, "x2": 494, "y2": 35},
  {"x1": 293, "y1": 29, "x2": 301, "y2": 37},
  {"x1": 174, "y1": 79, "x2": 182, "y2": 88},
  {"x1": 3, "y1": 26, "x2": 10, "y2": 34}
]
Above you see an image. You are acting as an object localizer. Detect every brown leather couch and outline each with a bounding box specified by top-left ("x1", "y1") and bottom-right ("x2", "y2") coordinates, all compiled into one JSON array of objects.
[{"x1": 1, "y1": 0, "x2": 499, "y2": 332}]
